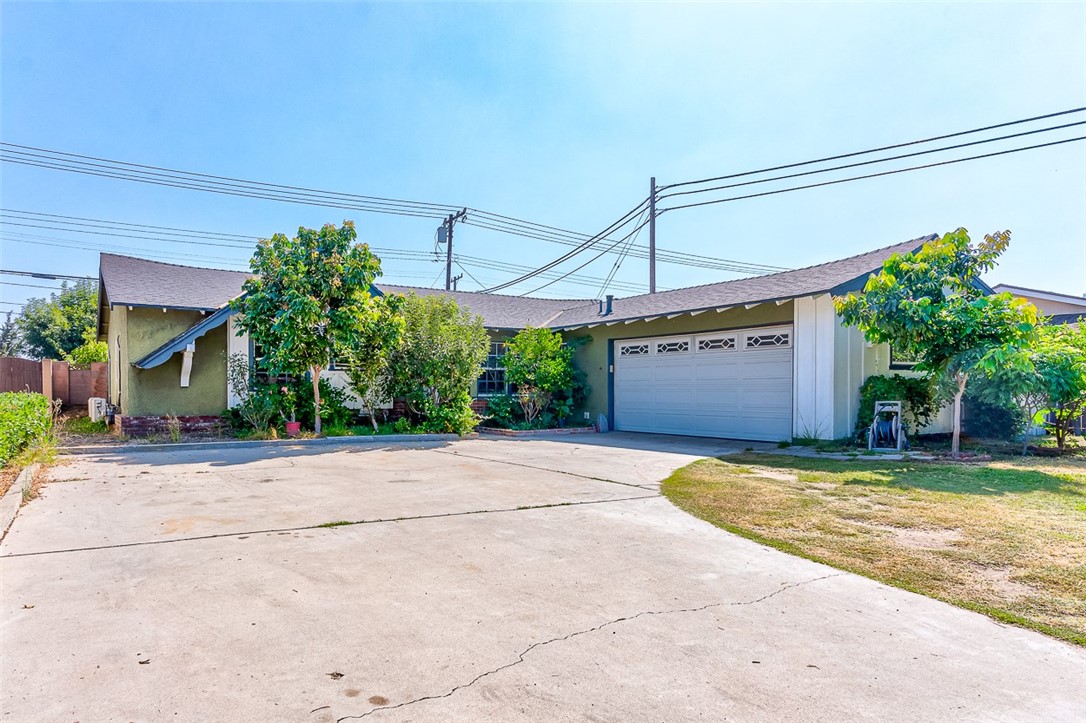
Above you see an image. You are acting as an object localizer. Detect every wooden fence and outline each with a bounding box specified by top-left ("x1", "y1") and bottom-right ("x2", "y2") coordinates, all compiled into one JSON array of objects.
[{"x1": 0, "y1": 357, "x2": 106, "y2": 408}]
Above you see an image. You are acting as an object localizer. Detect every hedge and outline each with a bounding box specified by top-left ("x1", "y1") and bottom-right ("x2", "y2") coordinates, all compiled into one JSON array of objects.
[{"x1": 0, "y1": 392, "x2": 53, "y2": 467}]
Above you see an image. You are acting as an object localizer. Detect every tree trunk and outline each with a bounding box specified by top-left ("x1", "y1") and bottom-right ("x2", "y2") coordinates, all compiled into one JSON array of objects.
[
  {"x1": 951, "y1": 372, "x2": 968, "y2": 457},
  {"x1": 311, "y1": 365, "x2": 322, "y2": 435}
]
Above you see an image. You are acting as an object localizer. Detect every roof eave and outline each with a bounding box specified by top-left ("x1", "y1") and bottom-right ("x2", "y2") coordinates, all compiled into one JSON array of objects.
[{"x1": 132, "y1": 305, "x2": 238, "y2": 369}]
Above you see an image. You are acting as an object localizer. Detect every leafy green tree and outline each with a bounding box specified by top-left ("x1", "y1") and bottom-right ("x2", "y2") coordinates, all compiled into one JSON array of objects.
[
  {"x1": 503, "y1": 326, "x2": 574, "y2": 426},
  {"x1": 233, "y1": 221, "x2": 386, "y2": 434},
  {"x1": 979, "y1": 324, "x2": 1086, "y2": 453},
  {"x1": 341, "y1": 295, "x2": 404, "y2": 431},
  {"x1": 836, "y1": 229, "x2": 1038, "y2": 456},
  {"x1": 63, "y1": 328, "x2": 108, "y2": 367},
  {"x1": 386, "y1": 293, "x2": 489, "y2": 433},
  {"x1": 0, "y1": 312, "x2": 24, "y2": 357},
  {"x1": 16, "y1": 280, "x2": 99, "y2": 360}
]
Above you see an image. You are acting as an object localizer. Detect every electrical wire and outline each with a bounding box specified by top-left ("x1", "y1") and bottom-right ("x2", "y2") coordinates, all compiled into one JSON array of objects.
[
  {"x1": 658, "y1": 106, "x2": 1086, "y2": 191},
  {"x1": 659, "y1": 135, "x2": 1086, "y2": 214},
  {"x1": 596, "y1": 208, "x2": 650, "y2": 299}
]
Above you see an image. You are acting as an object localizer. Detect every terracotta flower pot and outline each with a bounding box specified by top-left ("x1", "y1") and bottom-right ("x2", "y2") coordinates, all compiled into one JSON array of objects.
[{"x1": 285, "y1": 421, "x2": 302, "y2": 437}]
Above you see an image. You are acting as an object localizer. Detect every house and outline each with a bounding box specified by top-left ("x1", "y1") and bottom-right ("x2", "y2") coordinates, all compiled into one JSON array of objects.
[
  {"x1": 96, "y1": 235, "x2": 948, "y2": 440},
  {"x1": 991, "y1": 284, "x2": 1086, "y2": 327}
]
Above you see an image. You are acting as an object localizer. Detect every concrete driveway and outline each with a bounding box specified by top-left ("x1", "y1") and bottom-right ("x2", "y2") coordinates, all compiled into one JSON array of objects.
[{"x1": 2, "y1": 433, "x2": 1084, "y2": 722}]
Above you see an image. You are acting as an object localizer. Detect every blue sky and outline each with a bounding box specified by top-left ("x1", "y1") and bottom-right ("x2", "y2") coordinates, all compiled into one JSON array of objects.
[{"x1": 2, "y1": 2, "x2": 1084, "y2": 311}]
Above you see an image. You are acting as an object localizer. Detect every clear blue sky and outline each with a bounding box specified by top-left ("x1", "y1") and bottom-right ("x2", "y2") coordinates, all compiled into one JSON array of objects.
[{"x1": 2, "y1": 2, "x2": 1084, "y2": 310}]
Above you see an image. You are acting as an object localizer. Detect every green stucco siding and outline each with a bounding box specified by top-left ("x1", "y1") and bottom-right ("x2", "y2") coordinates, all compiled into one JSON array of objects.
[
  {"x1": 563, "y1": 302, "x2": 795, "y2": 425},
  {"x1": 123, "y1": 308, "x2": 228, "y2": 416},
  {"x1": 106, "y1": 305, "x2": 127, "y2": 407}
]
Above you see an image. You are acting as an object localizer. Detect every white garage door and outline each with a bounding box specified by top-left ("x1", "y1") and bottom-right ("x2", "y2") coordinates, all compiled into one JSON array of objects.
[{"x1": 613, "y1": 325, "x2": 793, "y2": 442}]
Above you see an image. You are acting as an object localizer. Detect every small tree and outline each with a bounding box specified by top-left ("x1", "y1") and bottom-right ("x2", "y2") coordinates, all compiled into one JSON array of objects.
[
  {"x1": 835, "y1": 229, "x2": 1038, "y2": 456},
  {"x1": 224, "y1": 352, "x2": 277, "y2": 432},
  {"x1": 980, "y1": 324, "x2": 1086, "y2": 452},
  {"x1": 234, "y1": 221, "x2": 385, "y2": 435},
  {"x1": 17, "y1": 280, "x2": 98, "y2": 360},
  {"x1": 386, "y1": 293, "x2": 489, "y2": 433},
  {"x1": 503, "y1": 326, "x2": 574, "y2": 427},
  {"x1": 342, "y1": 295, "x2": 404, "y2": 431}
]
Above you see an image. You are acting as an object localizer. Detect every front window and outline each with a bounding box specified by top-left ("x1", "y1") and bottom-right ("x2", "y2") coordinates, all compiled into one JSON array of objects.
[
  {"x1": 889, "y1": 343, "x2": 920, "y2": 370},
  {"x1": 477, "y1": 341, "x2": 510, "y2": 396}
]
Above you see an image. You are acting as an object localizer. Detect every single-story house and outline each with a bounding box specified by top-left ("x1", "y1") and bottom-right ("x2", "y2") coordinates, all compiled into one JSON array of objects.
[
  {"x1": 991, "y1": 284, "x2": 1086, "y2": 328},
  {"x1": 97, "y1": 235, "x2": 953, "y2": 440}
]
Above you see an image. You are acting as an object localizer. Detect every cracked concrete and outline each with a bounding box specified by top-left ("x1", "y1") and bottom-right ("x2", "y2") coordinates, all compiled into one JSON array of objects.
[{"x1": 2, "y1": 433, "x2": 1084, "y2": 721}]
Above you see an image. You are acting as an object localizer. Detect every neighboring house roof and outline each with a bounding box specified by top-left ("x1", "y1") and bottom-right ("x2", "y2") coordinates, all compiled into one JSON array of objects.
[
  {"x1": 991, "y1": 284, "x2": 1086, "y2": 308},
  {"x1": 547, "y1": 235, "x2": 937, "y2": 328},
  {"x1": 99, "y1": 253, "x2": 251, "y2": 311},
  {"x1": 375, "y1": 284, "x2": 590, "y2": 330},
  {"x1": 1046, "y1": 313, "x2": 1086, "y2": 326}
]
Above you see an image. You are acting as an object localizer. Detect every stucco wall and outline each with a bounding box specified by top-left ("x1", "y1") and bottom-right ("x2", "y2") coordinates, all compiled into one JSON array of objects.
[
  {"x1": 124, "y1": 308, "x2": 228, "y2": 416},
  {"x1": 564, "y1": 302, "x2": 795, "y2": 426},
  {"x1": 106, "y1": 305, "x2": 127, "y2": 407}
]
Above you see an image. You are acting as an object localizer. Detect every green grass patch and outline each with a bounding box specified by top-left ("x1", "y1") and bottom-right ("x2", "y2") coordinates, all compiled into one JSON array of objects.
[
  {"x1": 316, "y1": 520, "x2": 356, "y2": 528},
  {"x1": 61, "y1": 415, "x2": 110, "y2": 436},
  {"x1": 661, "y1": 453, "x2": 1086, "y2": 646}
]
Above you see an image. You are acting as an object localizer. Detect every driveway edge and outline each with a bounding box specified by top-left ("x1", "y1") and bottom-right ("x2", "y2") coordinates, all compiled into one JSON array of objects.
[
  {"x1": 0, "y1": 463, "x2": 37, "y2": 540},
  {"x1": 59, "y1": 433, "x2": 467, "y2": 456}
]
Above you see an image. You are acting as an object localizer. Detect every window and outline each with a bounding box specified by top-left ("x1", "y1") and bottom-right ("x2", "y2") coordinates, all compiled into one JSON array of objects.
[
  {"x1": 697, "y1": 336, "x2": 736, "y2": 352},
  {"x1": 889, "y1": 343, "x2": 920, "y2": 370},
  {"x1": 619, "y1": 343, "x2": 650, "y2": 357},
  {"x1": 477, "y1": 341, "x2": 509, "y2": 396},
  {"x1": 656, "y1": 340, "x2": 690, "y2": 354},
  {"x1": 253, "y1": 344, "x2": 293, "y2": 385},
  {"x1": 745, "y1": 331, "x2": 790, "y2": 349}
]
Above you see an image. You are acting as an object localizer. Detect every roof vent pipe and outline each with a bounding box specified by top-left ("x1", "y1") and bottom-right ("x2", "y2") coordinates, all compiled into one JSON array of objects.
[
  {"x1": 598, "y1": 299, "x2": 603, "y2": 315},
  {"x1": 605, "y1": 295, "x2": 614, "y2": 316}
]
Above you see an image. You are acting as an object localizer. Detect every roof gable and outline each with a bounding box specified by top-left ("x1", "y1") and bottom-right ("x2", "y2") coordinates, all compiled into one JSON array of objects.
[{"x1": 99, "y1": 253, "x2": 251, "y2": 311}]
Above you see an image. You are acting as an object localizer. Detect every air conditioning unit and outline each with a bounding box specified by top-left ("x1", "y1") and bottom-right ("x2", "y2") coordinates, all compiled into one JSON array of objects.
[{"x1": 88, "y1": 397, "x2": 108, "y2": 422}]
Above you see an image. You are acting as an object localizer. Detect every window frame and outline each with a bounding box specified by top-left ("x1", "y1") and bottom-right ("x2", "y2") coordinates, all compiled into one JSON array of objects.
[{"x1": 476, "y1": 340, "x2": 511, "y2": 397}]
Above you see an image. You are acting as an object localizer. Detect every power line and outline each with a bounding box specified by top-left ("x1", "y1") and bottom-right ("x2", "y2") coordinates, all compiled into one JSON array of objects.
[
  {"x1": 659, "y1": 106, "x2": 1086, "y2": 192},
  {"x1": 659, "y1": 134, "x2": 1086, "y2": 214},
  {"x1": 0, "y1": 268, "x2": 96, "y2": 281},
  {"x1": 657, "y1": 119, "x2": 1086, "y2": 202},
  {"x1": 2, "y1": 281, "x2": 74, "y2": 290},
  {"x1": 596, "y1": 208, "x2": 650, "y2": 299}
]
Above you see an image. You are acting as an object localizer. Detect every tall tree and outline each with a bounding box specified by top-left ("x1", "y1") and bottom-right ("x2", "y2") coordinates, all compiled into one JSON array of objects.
[
  {"x1": 0, "y1": 311, "x2": 24, "y2": 357},
  {"x1": 836, "y1": 229, "x2": 1038, "y2": 456},
  {"x1": 16, "y1": 280, "x2": 99, "y2": 360},
  {"x1": 234, "y1": 221, "x2": 386, "y2": 434},
  {"x1": 342, "y1": 295, "x2": 404, "y2": 431}
]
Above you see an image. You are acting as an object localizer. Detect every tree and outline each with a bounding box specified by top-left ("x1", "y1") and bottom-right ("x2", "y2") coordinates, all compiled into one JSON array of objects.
[
  {"x1": 63, "y1": 327, "x2": 108, "y2": 367},
  {"x1": 386, "y1": 293, "x2": 489, "y2": 432},
  {"x1": 0, "y1": 312, "x2": 24, "y2": 357},
  {"x1": 16, "y1": 280, "x2": 99, "y2": 360},
  {"x1": 233, "y1": 221, "x2": 386, "y2": 435},
  {"x1": 503, "y1": 326, "x2": 574, "y2": 426},
  {"x1": 835, "y1": 229, "x2": 1038, "y2": 456},
  {"x1": 342, "y1": 295, "x2": 404, "y2": 431},
  {"x1": 980, "y1": 325, "x2": 1086, "y2": 453}
]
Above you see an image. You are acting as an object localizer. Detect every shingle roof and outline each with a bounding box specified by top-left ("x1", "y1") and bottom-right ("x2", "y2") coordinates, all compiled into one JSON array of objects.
[
  {"x1": 376, "y1": 284, "x2": 590, "y2": 329},
  {"x1": 548, "y1": 235, "x2": 937, "y2": 328},
  {"x1": 99, "y1": 253, "x2": 251, "y2": 311}
]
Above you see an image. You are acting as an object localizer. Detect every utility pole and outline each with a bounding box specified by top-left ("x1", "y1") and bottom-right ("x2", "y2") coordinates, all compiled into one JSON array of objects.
[
  {"x1": 451, "y1": 273, "x2": 463, "y2": 291},
  {"x1": 441, "y1": 209, "x2": 468, "y2": 291},
  {"x1": 649, "y1": 176, "x2": 657, "y2": 294}
]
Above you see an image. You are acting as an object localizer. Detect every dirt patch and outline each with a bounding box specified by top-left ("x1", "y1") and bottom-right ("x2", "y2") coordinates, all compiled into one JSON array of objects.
[
  {"x1": 849, "y1": 520, "x2": 963, "y2": 550},
  {"x1": 970, "y1": 564, "x2": 1036, "y2": 599},
  {"x1": 0, "y1": 467, "x2": 18, "y2": 499},
  {"x1": 368, "y1": 695, "x2": 389, "y2": 706}
]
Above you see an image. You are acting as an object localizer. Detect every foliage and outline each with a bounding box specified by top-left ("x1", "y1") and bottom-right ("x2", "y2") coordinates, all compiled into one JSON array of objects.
[
  {"x1": 414, "y1": 389, "x2": 479, "y2": 435},
  {"x1": 386, "y1": 293, "x2": 488, "y2": 434},
  {"x1": 342, "y1": 295, "x2": 404, "y2": 431},
  {"x1": 63, "y1": 327, "x2": 108, "y2": 367},
  {"x1": 503, "y1": 326, "x2": 574, "y2": 426},
  {"x1": 277, "y1": 384, "x2": 298, "y2": 423},
  {"x1": 0, "y1": 392, "x2": 53, "y2": 467},
  {"x1": 234, "y1": 221, "x2": 386, "y2": 434},
  {"x1": 978, "y1": 324, "x2": 1086, "y2": 452},
  {"x1": 0, "y1": 311, "x2": 24, "y2": 357},
  {"x1": 961, "y1": 387, "x2": 1023, "y2": 442},
  {"x1": 835, "y1": 229, "x2": 1038, "y2": 456},
  {"x1": 288, "y1": 376, "x2": 355, "y2": 430},
  {"x1": 61, "y1": 415, "x2": 109, "y2": 436},
  {"x1": 224, "y1": 352, "x2": 277, "y2": 432},
  {"x1": 855, "y1": 374, "x2": 938, "y2": 438},
  {"x1": 166, "y1": 414, "x2": 182, "y2": 443},
  {"x1": 484, "y1": 393, "x2": 521, "y2": 428},
  {"x1": 16, "y1": 280, "x2": 99, "y2": 360}
]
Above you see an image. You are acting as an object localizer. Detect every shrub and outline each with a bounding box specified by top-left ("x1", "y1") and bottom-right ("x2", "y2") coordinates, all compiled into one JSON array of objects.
[
  {"x1": 0, "y1": 392, "x2": 53, "y2": 467},
  {"x1": 855, "y1": 374, "x2": 938, "y2": 438},
  {"x1": 290, "y1": 376, "x2": 355, "y2": 431},
  {"x1": 504, "y1": 326, "x2": 574, "y2": 426},
  {"x1": 962, "y1": 388, "x2": 1023, "y2": 441},
  {"x1": 484, "y1": 394, "x2": 520, "y2": 429}
]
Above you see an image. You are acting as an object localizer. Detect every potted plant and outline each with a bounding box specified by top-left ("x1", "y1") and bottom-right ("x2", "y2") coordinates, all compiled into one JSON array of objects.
[{"x1": 280, "y1": 385, "x2": 301, "y2": 437}]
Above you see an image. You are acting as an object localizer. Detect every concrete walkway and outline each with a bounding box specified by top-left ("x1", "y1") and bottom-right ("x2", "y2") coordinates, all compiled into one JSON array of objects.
[{"x1": 2, "y1": 433, "x2": 1083, "y2": 721}]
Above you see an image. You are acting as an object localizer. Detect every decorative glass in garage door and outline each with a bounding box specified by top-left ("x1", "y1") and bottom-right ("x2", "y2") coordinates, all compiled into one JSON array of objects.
[
  {"x1": 745, "y1": 331, "x2": 791, "y2": 349},
  {"x1": 656, "y1": 340, "x2": 690, "y2": 354},
  {"x1": 696, "y1": 336, "x2": 736, "y2": 352},
  {"x1": 619, "y1": 343, "x2": 650, "y2": 356}
]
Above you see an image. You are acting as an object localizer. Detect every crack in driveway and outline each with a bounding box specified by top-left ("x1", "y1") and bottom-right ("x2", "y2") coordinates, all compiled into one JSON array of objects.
[
  {"x1": 434, "y1": 449, "x2": 660, "y2": 490},
  {"x1": 333, "y1": 573, "x2": 843, "y2": 721}
]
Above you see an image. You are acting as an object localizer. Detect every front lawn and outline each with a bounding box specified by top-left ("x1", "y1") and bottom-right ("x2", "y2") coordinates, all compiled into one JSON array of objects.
[{"x1": 662, "y1": 453, "x2": 1086, "y2": 645}]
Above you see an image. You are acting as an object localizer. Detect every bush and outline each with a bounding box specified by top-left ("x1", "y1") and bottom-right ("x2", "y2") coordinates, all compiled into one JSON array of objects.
[
  {"x1": 484, "y1": 394, "x2": 520, "y2": 429},
  {"x1": 415, "y1": 390, "x2": 478, "y2": 435},
  {"x1": 856, "y1": 374, "x2": 938, "y2": 438},
  {"x1": 0, "y1": 392, "x2": 53, "y2": 467},
  {"x1": 963, "y1": 388, "x2": 1023, "y2": 441},
  {"x1": 290, "y1": 376, "x2": 355, "y2": 431}
]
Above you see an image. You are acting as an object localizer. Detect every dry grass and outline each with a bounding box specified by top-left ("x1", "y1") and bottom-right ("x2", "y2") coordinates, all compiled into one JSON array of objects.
[{"x1": 662, "y1": 453, "x2": 1086, "y2": 646}]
